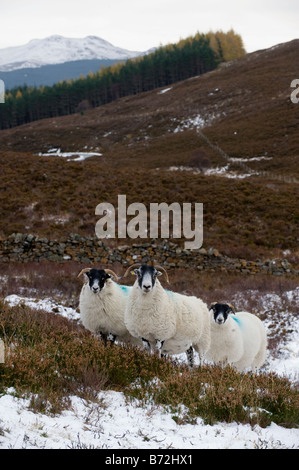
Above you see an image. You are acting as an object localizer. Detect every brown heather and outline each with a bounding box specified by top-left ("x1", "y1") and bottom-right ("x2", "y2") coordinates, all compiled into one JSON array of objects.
[{"x1": 0, "y1": 299, "x2": 298, "y2": 427}]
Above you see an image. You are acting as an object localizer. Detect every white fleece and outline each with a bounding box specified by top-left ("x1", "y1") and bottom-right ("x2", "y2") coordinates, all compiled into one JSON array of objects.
[
  {"x1": 79, "y1": 280, "x2": 141, "y2": 346},
  {"x1": 124, "y1": 279, "x2": 211, "y2": 357},
  {"x1": 205, "y1": 311, "x2": 267, "y2": 372}
]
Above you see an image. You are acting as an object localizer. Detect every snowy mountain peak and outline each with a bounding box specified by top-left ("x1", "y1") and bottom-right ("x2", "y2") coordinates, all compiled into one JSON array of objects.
[{"x1": 0, "y1": 35, "x2": 143, "y2": 71}]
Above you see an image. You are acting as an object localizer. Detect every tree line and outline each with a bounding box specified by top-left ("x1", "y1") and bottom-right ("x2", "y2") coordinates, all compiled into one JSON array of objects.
[{"x1": 0, "y1": 30, "x2": 245, "y2": 130}]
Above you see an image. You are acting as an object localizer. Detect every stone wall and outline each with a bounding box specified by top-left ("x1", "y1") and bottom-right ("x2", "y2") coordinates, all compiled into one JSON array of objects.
[{"x1": 0, "y1": 233, "x2": 297, "y2": 276}]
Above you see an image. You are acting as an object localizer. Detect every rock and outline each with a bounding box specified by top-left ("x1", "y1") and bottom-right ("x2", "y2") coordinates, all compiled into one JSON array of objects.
[
  {"x1": 0, "y1": 233, "x2": 297, "y2": 275},
  {"x1": 117, "y1": 245, "x2": 130, "y2": 252}
]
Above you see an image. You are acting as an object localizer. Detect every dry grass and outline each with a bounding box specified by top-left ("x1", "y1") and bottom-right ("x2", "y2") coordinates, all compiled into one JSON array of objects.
[{"x1": 0, "y1": 151, "x2": 298, "y2": 262}]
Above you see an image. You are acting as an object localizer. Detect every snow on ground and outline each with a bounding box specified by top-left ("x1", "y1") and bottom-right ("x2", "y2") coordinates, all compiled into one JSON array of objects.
[
  {"x1": 168, "y1": 164, "x2": 255, "y2": 179},
  {"x1": 232, "y1": 287, "x2": 299, "y2": 383},
  {"x1": 172, "y1": 114, "x2": 220, "y2": 133},
  {"x1": 39, "y1": 148, "x2": 102, "y2": 162},
  {"x1": 4, "y1": 294, "x2": 81, "y2": 322},
  {"x1": 1, "y1": 389, "x2": 298, "y2": 450},
  {"x1": 1, "y1": 290, "x2": 299, "y2": 449},
  {"x1": 157, "y1": 87, "x2": 172, "y2": 94}
]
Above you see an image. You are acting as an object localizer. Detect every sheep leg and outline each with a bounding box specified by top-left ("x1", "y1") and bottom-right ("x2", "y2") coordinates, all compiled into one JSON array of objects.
[
  {"x1": 107, "y1": 333, "x2": 117, "y2": 345},
  {"x1": 99, "y1": 331, "x2": 108, "y2": 345},
  {"x1": 141, "y1": 337, "x2": 151, "y2": 352},
  {"x1": 186, "y1": 346, "x2": 194, "y2": 368},
  {"x1": 155, "y1": 339, "x2": 165, "y2": 358}
]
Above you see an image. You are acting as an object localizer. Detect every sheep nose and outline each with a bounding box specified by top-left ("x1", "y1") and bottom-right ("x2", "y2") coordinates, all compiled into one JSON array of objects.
[
  {"x1": 92, "y1": 286, "x2": 99, "y2": 293},
  {"x1": 143, "y1": 284, "x2": 151, "y2": 292}
]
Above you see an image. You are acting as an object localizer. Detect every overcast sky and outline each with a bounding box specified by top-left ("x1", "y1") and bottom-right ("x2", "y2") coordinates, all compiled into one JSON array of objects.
[{"x1": 0, "y1": 0, "x2": 298, "y2": 53}]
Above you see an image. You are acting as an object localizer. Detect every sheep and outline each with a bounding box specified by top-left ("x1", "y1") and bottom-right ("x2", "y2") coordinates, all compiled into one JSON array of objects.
[
  {"x1": 123, "y1": 263, "x2": 211, "y2": 367},
  {"x1": 78, "y1": 267, "x2": 142, "y2": 347},
  {"x1": 205, "y1": 302, "x2": 267, "y2": 372}
]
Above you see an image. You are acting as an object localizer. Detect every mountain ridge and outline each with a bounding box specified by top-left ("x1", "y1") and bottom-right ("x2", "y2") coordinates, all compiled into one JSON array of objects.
[{"x1": 0, "y1": 35, "x2": 144, "y2": 72}]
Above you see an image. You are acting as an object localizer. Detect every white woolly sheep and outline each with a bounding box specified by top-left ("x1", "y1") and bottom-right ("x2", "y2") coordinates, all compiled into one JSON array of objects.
[
  {"x1": 78, "y1": 267, "x2": 142, "y2": 347},
  {"x1": 205, "y1": 302, "x2": 267, "y2": 372},
  {"x1": 123, "y1": 264, "x2": 211, "y2": 367}
]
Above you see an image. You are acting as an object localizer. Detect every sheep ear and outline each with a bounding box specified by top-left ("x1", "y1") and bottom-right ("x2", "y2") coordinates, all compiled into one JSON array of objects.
[
  {"x1": 77, "y1": 268, "x2": 91, "y2": 283},
  {"x1": 228, "y1": 303, "x2": 235, "y2": 313},
  {"x1": 77, "y1": 268, "x2": 91, "y2": 278},
  {"x1": 156, "y1": 270, "x2": 163, "y2": 276},
  {"x1": 209, "y1": 302, "x2": 217, "y2": 311}
]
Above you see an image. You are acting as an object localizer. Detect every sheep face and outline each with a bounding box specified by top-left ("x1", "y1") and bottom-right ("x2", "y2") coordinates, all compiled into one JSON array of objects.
[
  {"x1": 84, "y1": 269, "x2": 111, "y2": 294},
  {"x1": 133, "y1": 265, "x2": 163, "y2": 294},
  {"x1": 209, "y1": 303, "x2": 234, "y2": 325}
]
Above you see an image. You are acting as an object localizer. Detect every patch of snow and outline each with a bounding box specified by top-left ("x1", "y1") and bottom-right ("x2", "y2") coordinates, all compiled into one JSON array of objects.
[
  {"x1": 39, "y1": 148, "x2": 102, "y2": 162},
  {"x1": 229, "y1": 156, "x2": 273, "y2": 162},
  {"x1": 158, "y1": 87, "x2": 172, "y2": 94},
  {"x1": 41, "y1": 213, "x2": 70, "y2": 225},
  {"x1": 4, "y1": 294, "x2": 80, "y2": 322},
  {"x1": 205, "y1": 166, "x2": 254, "y2": 179},
  {"x1": 168, "y1": 165, "x2": 255, "y2": 179},
  {"x1": 231, "y1": 287, "x2": 299, "y2": 382},
  {"x1": 172, "y1": 113, "x2": 219, "y2": 133}
]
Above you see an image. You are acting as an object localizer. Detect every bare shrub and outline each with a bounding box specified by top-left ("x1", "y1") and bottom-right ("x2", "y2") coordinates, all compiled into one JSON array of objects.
[{"x1": 189, "y1": 149, "x2": 211, "y2": 172}]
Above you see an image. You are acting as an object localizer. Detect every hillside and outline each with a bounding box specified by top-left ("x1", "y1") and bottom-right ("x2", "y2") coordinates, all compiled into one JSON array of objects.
[
  {"x1": 0, "y1": 39, "x2": 298, "y2": 264},
  {"x1": 0, "y1": 59, "x2": 123, "y2": 89},
  {"x1": 0, "y1": 30, "x2": 244, "y2": 129}
]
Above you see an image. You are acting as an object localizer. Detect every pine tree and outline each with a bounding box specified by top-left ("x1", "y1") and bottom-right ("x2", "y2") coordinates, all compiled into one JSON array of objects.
[{"x1": 0, "y1": 30, "x2": 245, "y2": 129}]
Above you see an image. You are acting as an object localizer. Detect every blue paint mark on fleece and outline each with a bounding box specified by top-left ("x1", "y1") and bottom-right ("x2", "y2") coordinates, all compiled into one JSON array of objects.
[
  {"x1": 119, "y1": 285, "x2": 132, "y2": 295},
  {"x1": 231, "y1": 315, "x2": 242, "y2": 328},
  {"x1": 165, "y1": 289, "x2": 175, "y2": 298}
]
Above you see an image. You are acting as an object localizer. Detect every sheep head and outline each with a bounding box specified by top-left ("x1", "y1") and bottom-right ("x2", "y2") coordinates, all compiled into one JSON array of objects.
[
  {"x1": 123, "y1": 263, "x2": 169, "y2": 294},
  {"x1": 78, "y1": 267, "x2": 119, "y2": 293},
  {"x1": 208, "y1": 302, "x2": 235, "y2": 325}
]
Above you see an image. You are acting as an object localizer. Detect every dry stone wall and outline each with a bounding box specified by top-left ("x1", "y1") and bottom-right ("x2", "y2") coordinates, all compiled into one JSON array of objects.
[{"x1": 0, "y1": 233, "x2": 297, "y2": 276}]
